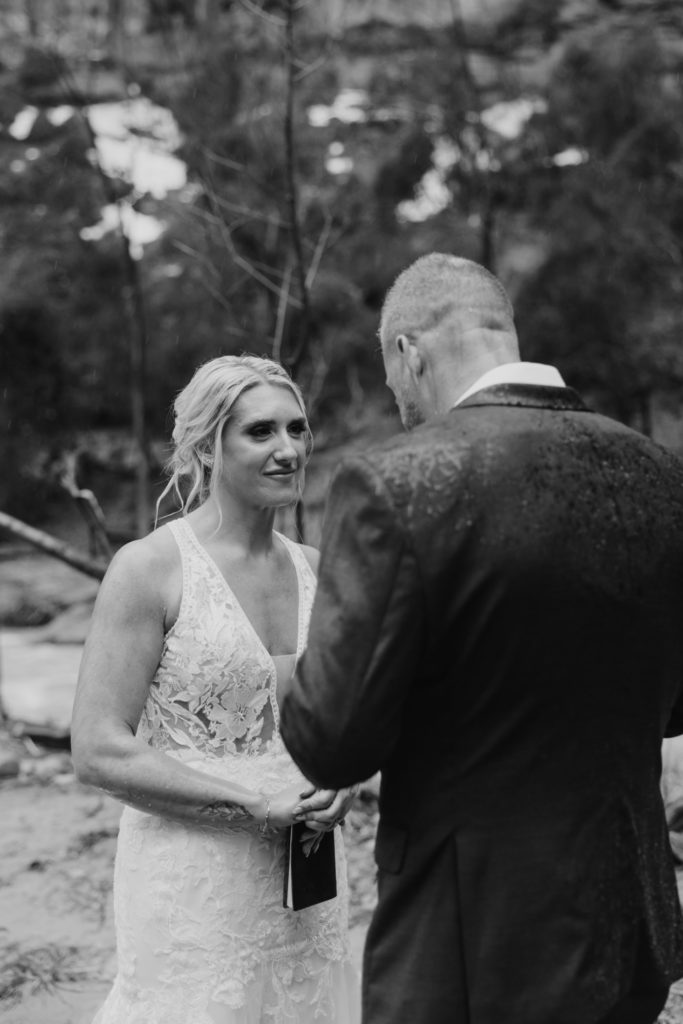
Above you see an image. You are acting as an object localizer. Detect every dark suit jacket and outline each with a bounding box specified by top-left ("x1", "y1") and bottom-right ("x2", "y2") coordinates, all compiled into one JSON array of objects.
[{"x1": 280, "y1": 384, "x2": 683, "y2": 1024}]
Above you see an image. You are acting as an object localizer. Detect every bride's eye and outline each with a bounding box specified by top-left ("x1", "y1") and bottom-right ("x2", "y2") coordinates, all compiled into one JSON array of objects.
[{"x1": 248, "y1": 423, "x2": 272, "y2": 439}]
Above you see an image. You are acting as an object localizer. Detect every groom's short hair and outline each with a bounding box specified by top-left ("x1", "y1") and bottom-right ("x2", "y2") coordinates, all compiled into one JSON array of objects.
[{"x1": 380, "y1": 253, "x2": 515, "y2": 343}]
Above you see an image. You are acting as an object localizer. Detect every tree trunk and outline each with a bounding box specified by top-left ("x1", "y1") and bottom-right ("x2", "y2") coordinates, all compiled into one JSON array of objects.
[
  {"x1": 59, "y1": 88, "x2": 152, "y2": 542},
  {"x1": 0, "y1": 512, "x2": 108, "y2": 580},
  {"x1": 200, "y1": 0, "x2": 221, "y2": 46},
  {"x1": 24, "y1": 0, "x2": 39, "y2": 37},
  {"x1": 282, "y1": 0, "x2": 311, "y2": 542},
  {"x1": 108, "y1": 0, "x2": 125, "y2": 59},
  {"x1": 481, "y1": 192, "x2": 497, "y2": 273},
  {"x1": 282, "y1": 0, "x2": 312, "y2": 380},
  {"x1": 123, "y1": 248, "x2": 152, "y2": 539}
]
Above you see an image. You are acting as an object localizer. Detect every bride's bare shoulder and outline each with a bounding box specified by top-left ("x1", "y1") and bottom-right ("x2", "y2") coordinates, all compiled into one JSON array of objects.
[{"x1": 102, "y1": 523, "x2": 180, "y2": 596}]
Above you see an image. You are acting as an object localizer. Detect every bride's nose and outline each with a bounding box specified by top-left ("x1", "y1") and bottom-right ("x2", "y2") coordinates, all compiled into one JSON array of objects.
[{"x1": 273, "y1": 432, "x2": 297, "y2": 465}]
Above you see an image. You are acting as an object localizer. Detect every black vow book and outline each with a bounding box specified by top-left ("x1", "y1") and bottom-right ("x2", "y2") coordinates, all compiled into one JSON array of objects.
[{"x1": 283, "y1": 822, "x2": 337, "y2": 911}]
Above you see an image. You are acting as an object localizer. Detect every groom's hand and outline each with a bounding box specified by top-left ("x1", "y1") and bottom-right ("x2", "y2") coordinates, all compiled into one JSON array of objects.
[
  {"x1": 294, "y1": 788, "x2": 336, "y2": 818},
  {"x1": 294, "y1": 786, "x2": 358, "y2": 827}
]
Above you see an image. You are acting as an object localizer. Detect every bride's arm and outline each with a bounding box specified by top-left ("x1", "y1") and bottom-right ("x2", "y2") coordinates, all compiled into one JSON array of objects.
[{"x1": 72, "y1": 539, "x2": 296, "y2": 831}]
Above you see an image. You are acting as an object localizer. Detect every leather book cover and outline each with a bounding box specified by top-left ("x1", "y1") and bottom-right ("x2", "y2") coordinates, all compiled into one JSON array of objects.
[{"x1": 283, "y1": 822, "x2": 337, "y2": 911}]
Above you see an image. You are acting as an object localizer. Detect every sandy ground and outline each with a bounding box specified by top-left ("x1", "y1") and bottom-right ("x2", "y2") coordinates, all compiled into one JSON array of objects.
[
  {"x1": 0, "y1": 769, "x2": 123, "y2": 1023},
  {"x1": 0, "y1": 753, "x2": 378, "y2": 1023}
]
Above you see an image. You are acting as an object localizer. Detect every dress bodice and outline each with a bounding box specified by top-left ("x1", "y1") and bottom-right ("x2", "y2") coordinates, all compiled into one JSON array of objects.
[{"x1": 137, "y1": 518, "x2": 317, "y2": 761}]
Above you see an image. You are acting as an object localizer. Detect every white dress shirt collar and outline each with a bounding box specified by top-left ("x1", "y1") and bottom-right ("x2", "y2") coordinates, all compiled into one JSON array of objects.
[{"x1": 453, "y1": 362, "x2": 566, "y2": 409}]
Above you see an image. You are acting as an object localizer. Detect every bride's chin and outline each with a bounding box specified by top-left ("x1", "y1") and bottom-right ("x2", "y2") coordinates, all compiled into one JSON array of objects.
[
  {"x1": 261, "y1": 492, "x2": 300, "y2": 510},
  {"x1": 270, "y1": 482, "x2": 304, "y2": 509}
]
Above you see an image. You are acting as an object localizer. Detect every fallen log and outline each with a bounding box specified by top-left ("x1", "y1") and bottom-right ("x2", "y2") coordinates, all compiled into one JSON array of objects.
[{"x1": 0, "y1": 511, "x2": 108, "y2": 581}]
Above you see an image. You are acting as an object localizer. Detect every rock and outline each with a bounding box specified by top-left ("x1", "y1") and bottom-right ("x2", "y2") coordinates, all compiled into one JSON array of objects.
[
  {"x1": 0, "y1": 598, "x2": 59, "y2": 628},
  {"x1": 39, "y1": 599, "x2": 95, "y2": 644},
  {"x1": 1, "y1": 630, "x2": 82, "y2": 738},
  {"x1": 18, "y1": 46, "x2": 68, "y2": 92},
  {"x1": 0, "y1": 552, "x2": 99, "y2": 628},
  {"x1": 0, "y1": 752, "x2": 20, "y2": 779},
  {"x1": 22, "y1": 752, "x2": 73, "y2": 782},
  {"x1": 0, "y1": 730, "x2": 24, "y2": 779}
]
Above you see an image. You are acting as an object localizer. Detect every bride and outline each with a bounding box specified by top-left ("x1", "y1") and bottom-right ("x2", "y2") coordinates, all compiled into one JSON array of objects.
[{"x1": 71, "y1": 355, "x2": 360, "y2": 1024}]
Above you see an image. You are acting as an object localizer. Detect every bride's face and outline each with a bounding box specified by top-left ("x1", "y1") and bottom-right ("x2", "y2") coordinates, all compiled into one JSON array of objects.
[{"x1": 219, "y1": 383, "x2": 309, "y2": 508}]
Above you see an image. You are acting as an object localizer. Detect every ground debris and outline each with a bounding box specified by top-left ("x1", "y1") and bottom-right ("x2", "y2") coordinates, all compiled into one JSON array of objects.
[
  {"x1": 346, "y1": 790, "x2": 379, "y2": 929},
  {"x1": 0, "y1": 941, "x2": 96, "y2": 1007}
]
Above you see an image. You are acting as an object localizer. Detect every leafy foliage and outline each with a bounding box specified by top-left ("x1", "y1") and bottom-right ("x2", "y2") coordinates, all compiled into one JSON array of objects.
[
  {"x1": 3, "y1": 0, "x2": 683, "y2": 521},
  {"x1": 515, "y1": 15, "x2": 683, "y2": 414}
]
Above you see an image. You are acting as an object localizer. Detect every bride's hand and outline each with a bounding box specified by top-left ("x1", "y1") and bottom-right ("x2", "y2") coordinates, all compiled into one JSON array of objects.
[{"x1": 260, "y1": 782, "x2": 310, "y2": 830}]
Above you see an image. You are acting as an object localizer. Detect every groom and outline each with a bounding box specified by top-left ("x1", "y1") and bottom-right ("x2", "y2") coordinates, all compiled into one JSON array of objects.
[{"x1": 280, "y1": 253, "x2": 683, "y2": 1024}]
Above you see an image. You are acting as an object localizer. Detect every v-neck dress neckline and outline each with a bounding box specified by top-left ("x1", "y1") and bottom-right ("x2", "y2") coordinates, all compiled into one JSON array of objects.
[
  {"x1": 179, "y1": 518, "x2": 306, "y2": 667},
  {"x1": 176, "y1": 519, "x2": 307, "y2": 742},
  {"x1": 143, "y1": 517, "x2": 314, "y2": 760}
]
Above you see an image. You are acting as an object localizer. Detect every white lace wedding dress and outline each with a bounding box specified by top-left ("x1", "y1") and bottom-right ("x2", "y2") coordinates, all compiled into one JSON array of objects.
[{"x1": 92, "y1": 518, "x2": 359, "y2": 1024}]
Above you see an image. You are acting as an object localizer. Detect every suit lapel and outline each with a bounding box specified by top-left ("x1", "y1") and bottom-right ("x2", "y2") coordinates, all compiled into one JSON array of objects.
[{"x1": 456, "y1": 383, "x2": 591, "y2": 413}]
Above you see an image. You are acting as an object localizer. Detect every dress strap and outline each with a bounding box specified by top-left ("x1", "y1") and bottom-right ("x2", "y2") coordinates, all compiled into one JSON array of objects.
[
  {"x1": 275, "y1": 532, "x2": 317, "y2": 658},
  {"x1": 160, "y1": 519, "x2": 194, "y2": 639},
  {"x1": 167, "y1": 517, "x2": 193, "y2": 556},
  {"x1": 167, "y1": 518, "x2": 200, "y2": 597}
]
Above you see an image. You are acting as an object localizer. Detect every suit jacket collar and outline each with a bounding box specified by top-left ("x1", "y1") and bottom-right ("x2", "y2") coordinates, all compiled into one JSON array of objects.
[{"x1": 456, "y1": 383, "x2": 591, "y2": 413}]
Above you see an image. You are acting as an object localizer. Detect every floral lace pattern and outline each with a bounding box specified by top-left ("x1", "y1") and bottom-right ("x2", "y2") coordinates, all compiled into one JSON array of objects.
[
  {"x1": 138, "y1": 520, "x2": 314, "y2": 758},
  {"x1": 92, "y1": 519, "x2": 358, "y2": 1024}
]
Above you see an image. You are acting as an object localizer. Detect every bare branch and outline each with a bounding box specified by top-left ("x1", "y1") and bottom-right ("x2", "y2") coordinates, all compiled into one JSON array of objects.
[
  {"x1": 178, "y1": 205, "x2": 304, "y2": 302},
  {"x1": 199, "y1": 143, "x2": 288, "y2": 201},
  {"x1": 173, "y1": 240, "x2": 222, "y2": 281},
  {"x1": 0, "y1": 512, "x2": 108, "y2": 580},
  {"x1": 206, "y1": 182, "x2": 297, "y2": 302},
  {"x1": 304, "y1": 344, "x2": 331, "y2": 419},
  {"x1": 174, "y1": 240, "x2": 251, "y2": 319},
  {"x1": 238, "y1": 0, "x2": 286, "y2": 27},
  {"x1": 305, "y1": 212, "x2": 332, "y2": 290},
  {"x1": 272, "y1": 256, "x2": 294, "y2": 363},
  {"x1": 295, "y1": 54, "x2": 328, "y2": 81},
  {"x1": 208, "y1": 194, "x2": 289, "y2": 229},
  {"x1": 200, "y1": 149, "x2": 248, "y2": 174},
  {"x1": 57, "y1": 452, "x2": 113, "y2": 560}
]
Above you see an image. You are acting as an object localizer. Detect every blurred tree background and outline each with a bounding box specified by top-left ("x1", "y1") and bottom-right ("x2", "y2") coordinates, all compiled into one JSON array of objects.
[{"x1": 2, "y1": 0, "x2": 683, "y2": 541}]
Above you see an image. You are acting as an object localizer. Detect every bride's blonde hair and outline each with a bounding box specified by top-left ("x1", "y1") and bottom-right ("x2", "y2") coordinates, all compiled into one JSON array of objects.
[{"x1": 157, "y1": 355, "x2": 312, "y2": 518}]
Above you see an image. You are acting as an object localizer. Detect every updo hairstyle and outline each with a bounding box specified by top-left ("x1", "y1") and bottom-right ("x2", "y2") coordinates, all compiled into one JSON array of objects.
[{"x1": 158, "y1": 354, "x2": 312, "y2": 517}]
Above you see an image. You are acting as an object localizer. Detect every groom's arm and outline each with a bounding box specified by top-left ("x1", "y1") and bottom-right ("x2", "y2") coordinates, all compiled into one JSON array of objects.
[{"x1": 280, "y1": 454, "x2": 424, "y2": 789}]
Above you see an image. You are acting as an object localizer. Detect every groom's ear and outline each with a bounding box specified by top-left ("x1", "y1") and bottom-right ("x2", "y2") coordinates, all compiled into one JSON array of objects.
[{"x1": 396, "y1": 334, "x2": 424, "y2": 378}]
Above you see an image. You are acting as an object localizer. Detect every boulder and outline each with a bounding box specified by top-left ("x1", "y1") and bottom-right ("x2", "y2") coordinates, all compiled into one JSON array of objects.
[{"x1": 0, "y1": 729, "x2": 23, "y2": 779}]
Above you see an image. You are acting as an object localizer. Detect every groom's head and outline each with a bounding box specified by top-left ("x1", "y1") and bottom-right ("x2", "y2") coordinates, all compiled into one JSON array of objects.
[{"x1": 379, "y1": 253, "x2": 519, "y2": 429}]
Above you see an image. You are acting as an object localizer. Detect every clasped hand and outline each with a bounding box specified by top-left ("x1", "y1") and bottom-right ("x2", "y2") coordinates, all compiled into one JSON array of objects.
[
  {"x1": 264, "y1": 782, "x2": 358, "y2": 854},
  {"x1": 294, "y1": 785, "x2": 358, "y2": 829},
  {"x1": 295, "y1": 785, "x2": 358, "y2": 856}
]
